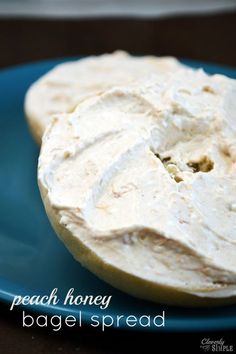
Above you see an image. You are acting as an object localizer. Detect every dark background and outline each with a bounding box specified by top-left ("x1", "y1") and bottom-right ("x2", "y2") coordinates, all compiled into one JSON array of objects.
[
  {"x1": 0, "y1": 12, "x2": 236, "y2": 354},
  {"x1": 0, "y1": 12, "x2": 236, "y2": 69}
]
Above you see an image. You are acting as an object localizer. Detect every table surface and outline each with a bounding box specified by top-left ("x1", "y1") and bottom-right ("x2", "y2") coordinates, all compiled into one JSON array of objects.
[{"x1": 0, "y1": 12, "x2": 236, "y2": 354}]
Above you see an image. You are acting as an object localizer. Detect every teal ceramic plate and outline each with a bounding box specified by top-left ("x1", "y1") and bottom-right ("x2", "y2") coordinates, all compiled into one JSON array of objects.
[{"x1": 0, "y1": 58, "x2": 236, "y2": 332}]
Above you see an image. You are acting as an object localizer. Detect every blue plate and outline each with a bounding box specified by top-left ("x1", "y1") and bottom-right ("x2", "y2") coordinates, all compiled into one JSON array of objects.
[{"x1": 0, "y1": 58, "x2": 236, "y2": 332}]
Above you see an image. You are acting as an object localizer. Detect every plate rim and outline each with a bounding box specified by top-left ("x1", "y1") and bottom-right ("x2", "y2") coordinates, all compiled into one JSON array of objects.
[{"x1": 0, "y1": 57, "x2": 236, "y2": 332}]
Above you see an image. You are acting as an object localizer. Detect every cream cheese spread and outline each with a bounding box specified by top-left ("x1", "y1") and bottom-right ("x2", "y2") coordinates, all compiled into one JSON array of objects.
[{"x1": 38, "y1": 67, "x2": 236, "y2": 304}]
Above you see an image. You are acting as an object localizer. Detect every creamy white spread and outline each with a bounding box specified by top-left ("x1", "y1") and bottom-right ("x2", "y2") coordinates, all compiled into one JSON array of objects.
[
  {"x1": 38, "y1": 67, "x2": 236, "y2": 299},
  {"x1": 25, "y1": 51, "x2": 183, "y2": 141}
]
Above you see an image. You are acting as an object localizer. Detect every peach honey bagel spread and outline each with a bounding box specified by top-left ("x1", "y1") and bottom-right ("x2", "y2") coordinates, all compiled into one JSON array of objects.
[{"x1": 38, "y1": 66, "x2": 236, "y2": 306}]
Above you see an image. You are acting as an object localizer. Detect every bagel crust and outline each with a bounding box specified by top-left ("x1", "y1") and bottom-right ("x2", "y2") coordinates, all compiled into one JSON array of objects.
[
  {"x1": 38, "y1": 67, "x2": 236, "y2": 306},
  {"x1": 25, "y1": 51, "x2": 183, "y2": 144}
]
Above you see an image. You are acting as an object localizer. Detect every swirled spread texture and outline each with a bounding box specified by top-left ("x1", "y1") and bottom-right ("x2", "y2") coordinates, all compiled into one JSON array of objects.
[{"x1": 38, "y1": 67, "x2": 236, "y2": 306}]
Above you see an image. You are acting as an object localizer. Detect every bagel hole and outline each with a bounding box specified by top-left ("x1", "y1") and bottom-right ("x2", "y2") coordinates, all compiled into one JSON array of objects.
[
  {"x1": 153, "y1": 152, "x2": 183, "y2": 183},
  {"x1": 187, "y1": 156, "x2": 214, "y2": 173}
]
